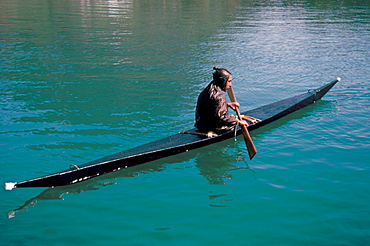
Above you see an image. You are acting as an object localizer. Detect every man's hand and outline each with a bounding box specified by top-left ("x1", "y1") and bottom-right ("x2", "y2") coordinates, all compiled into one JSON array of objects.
[
  {"x1": 238, "y1": 119, "x2": 249, "y2": 126},
  {"x1": 228, "y1": 102, "x2": 240, "y2": 111},
  {"x1": 233, "y1": 115, "x2": 248, "y2": 126}
]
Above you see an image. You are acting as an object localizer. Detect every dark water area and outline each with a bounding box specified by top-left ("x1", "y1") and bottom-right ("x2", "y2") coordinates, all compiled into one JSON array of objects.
[{"x1": 1, "y1": 0, "x2": 369, "y2": 245}]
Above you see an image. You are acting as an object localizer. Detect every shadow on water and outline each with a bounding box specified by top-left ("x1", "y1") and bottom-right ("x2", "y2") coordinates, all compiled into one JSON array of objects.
[{"x1": 7, "y1": 100, "x2": 335, "y2": 218}]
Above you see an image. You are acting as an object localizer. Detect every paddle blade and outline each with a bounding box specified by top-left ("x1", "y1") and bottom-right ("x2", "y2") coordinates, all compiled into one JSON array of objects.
[{"x1": 241, "y1": 124, "x2": 257, "y2": 160}]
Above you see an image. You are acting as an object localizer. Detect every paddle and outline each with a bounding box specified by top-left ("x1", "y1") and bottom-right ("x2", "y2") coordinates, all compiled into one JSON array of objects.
[{"x1": 227, "y1": 87, "x2": 257, "y2": 160}]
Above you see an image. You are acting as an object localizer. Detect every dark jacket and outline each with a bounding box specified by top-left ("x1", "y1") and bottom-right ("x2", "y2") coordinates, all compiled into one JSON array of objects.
[{"x1": 195, "y1": 81, "x2": 238, "y2": 132}]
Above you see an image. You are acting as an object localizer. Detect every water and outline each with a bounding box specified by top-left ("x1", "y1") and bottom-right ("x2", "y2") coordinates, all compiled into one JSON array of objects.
[{"x1": 1, "y1": 0, "x2": 369, "y2": 245}]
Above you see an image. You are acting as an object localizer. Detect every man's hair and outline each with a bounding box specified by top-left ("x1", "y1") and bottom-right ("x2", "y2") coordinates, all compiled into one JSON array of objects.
[{"x1": 213, "y1": 66, "x2": 232, "y2": 89}]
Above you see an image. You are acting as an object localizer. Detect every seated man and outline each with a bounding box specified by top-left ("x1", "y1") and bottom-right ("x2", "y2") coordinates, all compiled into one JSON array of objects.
[{"x1": 195, "y1": 67, "x2": 247, "y2": 134}]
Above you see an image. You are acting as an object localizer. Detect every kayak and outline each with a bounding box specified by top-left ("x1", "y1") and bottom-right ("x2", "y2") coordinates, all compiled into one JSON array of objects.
[{"x1": 5, "y1": 78, "x2": 339, "y2": 190}]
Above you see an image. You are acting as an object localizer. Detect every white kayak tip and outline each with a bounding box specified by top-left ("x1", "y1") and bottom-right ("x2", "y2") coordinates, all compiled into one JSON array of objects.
[
  {"x1": 337, "y1": 77, "x2": 341, "y2": 81},
  {"x1": 5, "y1": 182, "x2": 17, "y2": 191}
]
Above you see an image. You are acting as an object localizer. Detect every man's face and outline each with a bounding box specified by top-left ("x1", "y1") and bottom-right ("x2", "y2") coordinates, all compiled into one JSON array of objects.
[{"x1": 224, "y1": 75, "x2": 233, "y2": 91}]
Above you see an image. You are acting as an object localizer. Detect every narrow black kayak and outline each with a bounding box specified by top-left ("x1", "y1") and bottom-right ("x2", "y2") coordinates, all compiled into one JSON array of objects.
[{"x1": 5, "y1": 78, "x2": 339, "y2": 190}]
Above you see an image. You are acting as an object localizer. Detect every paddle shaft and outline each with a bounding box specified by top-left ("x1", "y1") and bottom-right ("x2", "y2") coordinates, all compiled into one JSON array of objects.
[{"x1": 227, "y1": 87, "x2": 257, "y2": 160}]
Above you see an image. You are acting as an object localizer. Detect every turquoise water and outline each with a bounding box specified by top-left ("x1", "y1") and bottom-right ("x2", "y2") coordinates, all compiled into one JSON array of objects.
[{"x1": 1, "y1": 0, "x2": 369, "y2": 245}]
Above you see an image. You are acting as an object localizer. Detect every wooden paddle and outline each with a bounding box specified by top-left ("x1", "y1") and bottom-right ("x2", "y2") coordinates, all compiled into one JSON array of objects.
[{"x1": 227, "y1": 87, "x2": 257, "y2": 160}]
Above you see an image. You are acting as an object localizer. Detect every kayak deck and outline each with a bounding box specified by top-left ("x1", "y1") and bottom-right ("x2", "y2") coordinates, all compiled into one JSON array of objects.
[{"x1": 5, "y1": 78, "x2": 339, "y2": 189}]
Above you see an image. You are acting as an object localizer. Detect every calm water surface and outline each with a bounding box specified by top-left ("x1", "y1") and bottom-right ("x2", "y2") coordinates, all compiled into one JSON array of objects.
[{"x1": 1, "y1": 0, "x2": 369, "y2": 245}]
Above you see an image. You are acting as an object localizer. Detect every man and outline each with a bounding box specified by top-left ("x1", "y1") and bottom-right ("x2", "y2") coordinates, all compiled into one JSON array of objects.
[{"x1": 195, "y1": 67, "x2": 247, "y2": 133}]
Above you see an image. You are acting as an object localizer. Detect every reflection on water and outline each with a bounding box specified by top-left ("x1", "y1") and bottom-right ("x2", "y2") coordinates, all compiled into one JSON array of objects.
[
  {"x1": 7, "y1": 179, "x2": 118, "y2": 219},
  {"x1": 196, "y1": 146, "x2": 252, "y2": 185}
]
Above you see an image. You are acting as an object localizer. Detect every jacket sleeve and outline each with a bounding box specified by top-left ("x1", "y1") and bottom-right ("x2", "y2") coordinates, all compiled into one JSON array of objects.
[{"x1": 213, "y1": 91, "x2": 238, "y2": 129}]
